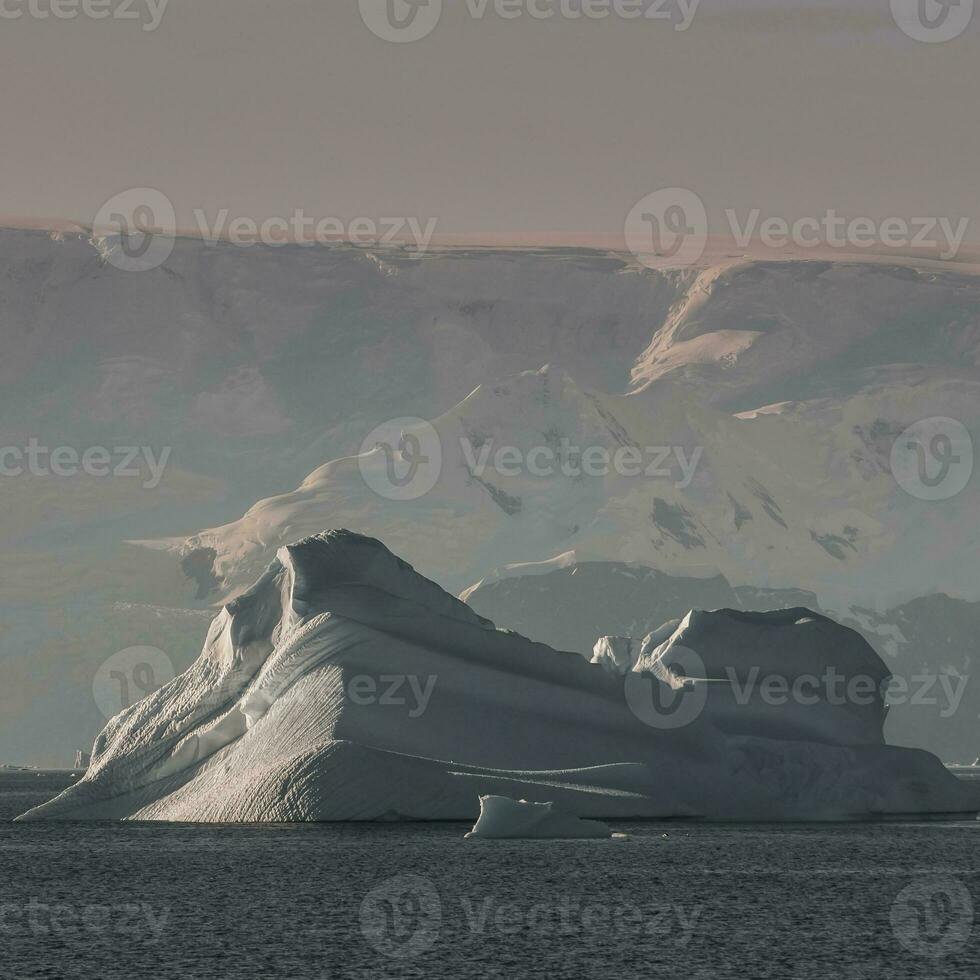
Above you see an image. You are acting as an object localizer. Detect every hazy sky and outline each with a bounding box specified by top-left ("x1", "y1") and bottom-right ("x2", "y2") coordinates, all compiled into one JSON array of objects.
[{"x1": 2, "y1": 0, "x2": 979, "y2": 244}]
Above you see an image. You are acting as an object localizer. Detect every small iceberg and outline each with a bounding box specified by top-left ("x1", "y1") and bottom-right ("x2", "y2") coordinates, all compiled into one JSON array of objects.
[{"x1": 465, "y1": 795, "x2": 617, "y2": 840}]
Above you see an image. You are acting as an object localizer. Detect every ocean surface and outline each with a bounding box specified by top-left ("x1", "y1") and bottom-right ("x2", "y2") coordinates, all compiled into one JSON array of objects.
[{"x1": 3, "y1": 770, "x2": 980, "y2": 980}]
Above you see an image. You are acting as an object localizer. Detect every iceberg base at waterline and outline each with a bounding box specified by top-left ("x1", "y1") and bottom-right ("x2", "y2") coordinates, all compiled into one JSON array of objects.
[{"x1": 18, "y1": 531, "x2": 980, "y2": 824}]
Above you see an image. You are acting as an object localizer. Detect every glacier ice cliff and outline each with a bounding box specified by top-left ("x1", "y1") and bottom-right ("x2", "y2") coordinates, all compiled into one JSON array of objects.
[{"x1": 19, "y1": 531, "x2": 980, "y2": 823}]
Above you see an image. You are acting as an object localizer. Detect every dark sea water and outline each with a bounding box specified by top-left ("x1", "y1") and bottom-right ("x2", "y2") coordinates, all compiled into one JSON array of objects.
[{"x1": 2, "y1": 771, "x2": 980, "y2": 980}]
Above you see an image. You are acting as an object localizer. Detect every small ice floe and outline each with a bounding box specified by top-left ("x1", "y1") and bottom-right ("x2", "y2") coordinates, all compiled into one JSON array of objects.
[{"x1": 464, "y1": 795, "x2": 625, "y2": 840}]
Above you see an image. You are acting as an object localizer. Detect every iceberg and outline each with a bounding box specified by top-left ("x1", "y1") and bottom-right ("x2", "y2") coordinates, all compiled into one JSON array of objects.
[
  {"x1": 465, "y1": 796, "x2": 613, "y2": 839},
  {"x1": 18, "y1": 531, "x2": 980, "y2": 823}
]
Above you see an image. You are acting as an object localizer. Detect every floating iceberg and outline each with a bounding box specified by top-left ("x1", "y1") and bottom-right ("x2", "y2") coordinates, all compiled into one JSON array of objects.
[
  {"x1": 465, "y1": 796, "x2": 613, "y2": 839},
  {"x1": 18, "y1": 531, "x2": 980, "y2": 823}
]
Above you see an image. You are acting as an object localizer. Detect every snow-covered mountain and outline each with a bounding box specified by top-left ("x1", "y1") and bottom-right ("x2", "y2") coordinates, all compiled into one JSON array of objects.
[
  {"x1": 2, "y1": 230, "x2": 978, "y2": 765},
  {"x1": 630, "y1": 261, "x2": 980, "y2": 410},
  {"x1": 19, "y1": 532, "x2": 977, "y2": 823},
  {"x1": 168, "y1": 356, "x2": 980, "y2": 612},
  {"x1": 1, "y1": 231, "x2": 683, "y2": 766}
]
